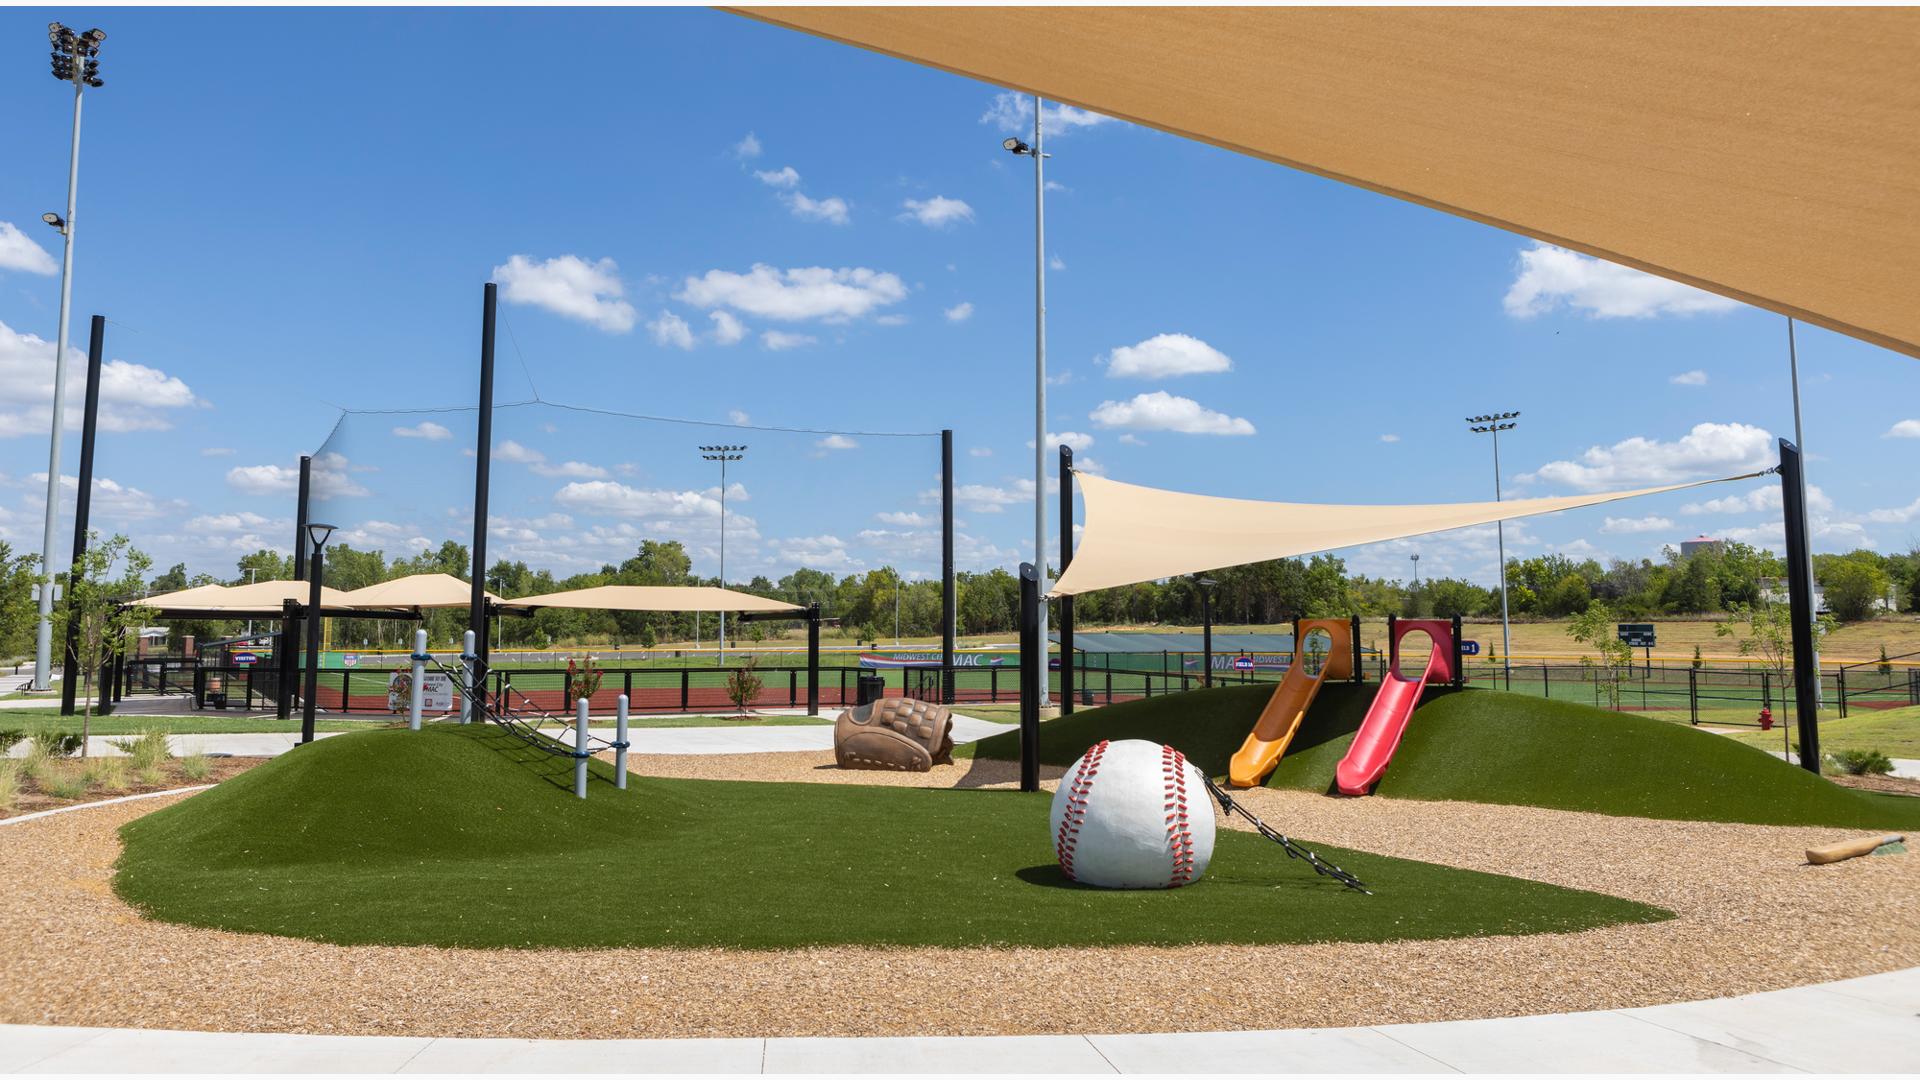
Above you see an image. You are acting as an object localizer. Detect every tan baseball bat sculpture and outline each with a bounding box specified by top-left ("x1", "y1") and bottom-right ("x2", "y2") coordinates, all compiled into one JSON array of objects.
[{"x1": 1806, "y1": 834, "x2": 1904, "y2": 865}]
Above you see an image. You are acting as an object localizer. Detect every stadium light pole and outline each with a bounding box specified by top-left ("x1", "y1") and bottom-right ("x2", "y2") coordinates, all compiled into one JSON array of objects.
[
  {"x1": 1004, "y1": 97, "x2": 1051, "y2": 705},
  {"x1": 1196, "y1": 576, "x2": 1217, "y2": 688},
  {"x1": 31, "y1": 23, "x2": 106, "y2": 693},
  {"x1": 1467, "y1": 413, "x2": 1519, "y2": 679},
  {"x1": 700, "y1": 445, "x2": 746, "y2": 662}
]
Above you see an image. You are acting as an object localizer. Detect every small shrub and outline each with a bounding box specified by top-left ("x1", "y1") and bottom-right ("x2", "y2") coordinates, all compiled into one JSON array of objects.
[
  {"x1": 1691, "y1": 645, "x2": 1703, "y2": 671},
  {"x1": 31, "y1": 730, "x2": 82, "y2": 758},
  {"x1": 107, "y1": 730, "x2": 171, "y2": 771},
  {"x1": 1826, "y1": 748, "x2": 1895, "y2": 776},
  {"x1": 136, "y1": 764, "x2": 168, "y2": 788},
  {"x1": 41, "y1": 763, "x2": 90, "y2": 801},
  {"x1": 16, "y1": 744, "x2": 50, "y2": 785},
  {"x1": 725, "y1": 657, "x2": 764, "y2": 716},
  {"x1": 178, "y1": 754, "x2": 212, "y2": 782},
  {"x1": 0, "y1": 761, "x2": 18, "y2": 811},
  {"x1": 83, "y1": 756, "x2": 129, "y2": 792},
  {"x1": 0, "y1": 729, "x2": 24, "y2": 754},
  {"x1": 1880, "y1": 645, "x2": 1894, "y2": 677}
]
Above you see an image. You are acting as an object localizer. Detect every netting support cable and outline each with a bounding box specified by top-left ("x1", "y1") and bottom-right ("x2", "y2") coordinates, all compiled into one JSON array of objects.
[{"x1": 1201, "y1": 774, "x2": 1373, "y2": 894}]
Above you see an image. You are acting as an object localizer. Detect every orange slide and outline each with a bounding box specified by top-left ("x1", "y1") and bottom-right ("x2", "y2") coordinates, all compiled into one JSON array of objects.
[{"x1": 1229, "y1": 618, "x2": 1355, "y2": 788}]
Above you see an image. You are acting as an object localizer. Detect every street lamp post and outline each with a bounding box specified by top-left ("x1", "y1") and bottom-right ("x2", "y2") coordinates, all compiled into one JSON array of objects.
[
  {"x1": 699, "y1": 445, "x2": 746, "y2": 663},
  {"x1": 1467, "y1": 412, "x2": 1520, "y2": 679},
  {"x1": 300, "y1": 522, "x2": 337, "y2": 745},
  {"x1": 31, "y1": 23, "x2": 106, "y2": 693},
  {"x1": 1004, "y1": 98, "x2": 1052, "y2": 706}
]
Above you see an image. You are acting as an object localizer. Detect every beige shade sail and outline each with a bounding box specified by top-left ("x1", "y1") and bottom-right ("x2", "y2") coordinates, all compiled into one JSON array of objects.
[
  {"x1": 736, "y1": 7, "x2": 1920, "y2": 359},
  {"x1": 1048, "y1": 471, "x2": 1766, "y2": 598},
  {"x1": 338, "y1": 573, "x2": 502, "y2": 610},
  {"x1": 170, "y1": 578, "x2": 357, "y2": 612},
  {"x1": 506, "y1": 585, "x2": 806, "y2": 614},
  {"x1": 129, "y1": 583, "x2": 234, "y2": 608}
]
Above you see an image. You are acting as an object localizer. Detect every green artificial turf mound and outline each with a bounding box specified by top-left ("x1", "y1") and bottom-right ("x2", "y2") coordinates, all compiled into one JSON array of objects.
[
  {"x1": 970, "y1": 685, "x2": 1920, "y2": 829},
  {"x1": 114, "y1": 724, "x2": 1665, "y2": 950}
]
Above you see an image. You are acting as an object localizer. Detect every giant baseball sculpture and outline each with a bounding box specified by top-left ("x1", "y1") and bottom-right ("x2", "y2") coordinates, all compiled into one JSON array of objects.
[{"x1": 1050, "y1": 739, "x2": 1216, "y2": 889}]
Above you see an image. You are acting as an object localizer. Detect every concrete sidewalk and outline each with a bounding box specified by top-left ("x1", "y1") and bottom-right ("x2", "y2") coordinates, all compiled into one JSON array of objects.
[{"x1": 3, "y1": 966, "x2": 1914, "y2": 1072}]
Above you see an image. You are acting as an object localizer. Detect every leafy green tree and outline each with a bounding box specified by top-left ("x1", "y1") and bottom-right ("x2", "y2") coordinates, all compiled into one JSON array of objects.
[
  {"x1": 1818, "y1": 551, "x2": 1890, "y2": 622},
  {"x1": 56, "y1": 533, "x2": 153, "y2": 750},
  {"x1": 1715, "y1": 602, "x2": 1833, "y2": 704},
  {"x1": 1566, "y1": 599, "x2": 1635, "y2": 708},
  {"x1": 1424, "y1": 578, "x2": 1490, "y2": 619},
  {"x1": 0, "y1": 542, "x2": 43, "y2": 661}
]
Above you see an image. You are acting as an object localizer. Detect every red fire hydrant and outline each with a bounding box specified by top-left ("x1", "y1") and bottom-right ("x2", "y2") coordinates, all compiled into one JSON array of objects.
[{"x1": 1758, "y1": 706, "x2": 1773, "y2": 731}]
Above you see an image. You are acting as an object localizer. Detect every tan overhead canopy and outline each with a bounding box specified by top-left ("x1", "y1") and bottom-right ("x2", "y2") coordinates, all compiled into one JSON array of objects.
[
  {"x1": 338, "y1": 573, "x2": 502, "y2": 610},
  {"x1": 168, "y1": 578, "x2": 356, "y2": 612},
  {"x1": 735, "y1": 7, "x2": 1920, "y2": 359},
  {"x1": 130, "y1": 583, "x2": 234, "y2": 608},
  {"x1": 506, "y1": 585, "x2": 806, "y2": 614},
  {"x1": 1049, "y1": 471, "x2": 1765, "y2": 598}
]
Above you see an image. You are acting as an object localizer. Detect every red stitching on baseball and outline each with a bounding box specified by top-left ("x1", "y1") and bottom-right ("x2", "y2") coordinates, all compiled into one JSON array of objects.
[
  {"x1": 1162, "y1": 744, "x2": 1196, "y2": 887},
  {"x1": 1056, "y1": 739, "x2": 1108, "y2": 881}
]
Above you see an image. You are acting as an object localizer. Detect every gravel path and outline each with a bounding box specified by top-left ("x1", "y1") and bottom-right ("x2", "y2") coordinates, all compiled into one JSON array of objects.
[{"x1": 0, "y1": 753, "x2": 1914, "y2": 1041}]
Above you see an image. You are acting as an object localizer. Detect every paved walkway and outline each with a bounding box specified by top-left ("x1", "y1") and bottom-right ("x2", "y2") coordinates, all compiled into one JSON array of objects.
[
  {"x1": 2, "y1": 967, "x2": 1913, "y2": 1072},
  {"x1": 3, "y1": 714, "x2": 1015, "y2": 760}
]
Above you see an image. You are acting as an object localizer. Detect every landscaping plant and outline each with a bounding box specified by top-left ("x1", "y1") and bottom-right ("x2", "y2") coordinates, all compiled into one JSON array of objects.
[
  {"x1": 41, "y1": 762, "x2": 89, "y2": 801},
  {"x1": 0, "y1": 761, "x2": 17, "y2": 812},
  {"x1": 1566, "y1": 600, "x2": 1635, "y2": 709},
  {"x1": 30, "y1": 730, "x2": 81, "y2": 758},
  {"x1": 179, "y1": 754, "x2": 213, "y2": 782},
  {"x1": 1826, "y1": 748, "x2": 1895, "y2": 777},
  {"x1": 0, "y1": 729, "x2": 23, "y2": 754},
  {"x1": 725, "y1": 656, "x2": 764, "y2": 717},
  {"x1": 53, "y1": 532, "x2": 152, "y2": 752},
  {"x1": 108, "y1": 730, "x2": 171, "y2": 771},
  {"x1": 83, "y1": 755, "x2": 129, "y2": 792}
]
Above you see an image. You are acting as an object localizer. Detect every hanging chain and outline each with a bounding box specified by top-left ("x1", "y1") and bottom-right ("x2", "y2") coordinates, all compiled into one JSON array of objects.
[{"x1": 1201, "y1": 774, "x2": 1372, "y2": 894}]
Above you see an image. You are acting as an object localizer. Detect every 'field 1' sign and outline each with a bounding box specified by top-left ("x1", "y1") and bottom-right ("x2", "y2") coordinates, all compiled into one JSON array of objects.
[
  {"x1": 1617, "y1": 623, "x2": 1656, "y2": 648},
  {"x1": 1233, "y1": 656, "x2": 1255, "y2": 670},
  {"x1": 1460, "y1": 640, "x2": 1480, "y2": 656}
]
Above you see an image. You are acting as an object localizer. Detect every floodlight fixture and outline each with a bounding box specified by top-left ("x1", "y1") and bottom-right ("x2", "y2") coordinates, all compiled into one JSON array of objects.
[
  {"x1": 1195, "y1": 576, "x2": 1217, "y2": 588},
  {"x1": 306, "y1": 522, "x2": 338, "y2": 550},
  {"x1": 1003, "y1": 136, "x2": 1028, "y2": 154},
  {"x1": 41, "y1": 212, "x2": 64, "y2": 229}
]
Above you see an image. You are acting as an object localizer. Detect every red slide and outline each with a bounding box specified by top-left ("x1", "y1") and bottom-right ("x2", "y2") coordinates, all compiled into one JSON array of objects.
[{"x1": 1336, "y1": 618, "x2": 1457, "y2": 796}]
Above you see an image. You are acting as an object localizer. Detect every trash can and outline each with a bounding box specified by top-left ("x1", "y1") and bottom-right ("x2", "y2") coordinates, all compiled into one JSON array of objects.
[{"x1": 857, "y1": 672, "x2": 886, "y2": 706}]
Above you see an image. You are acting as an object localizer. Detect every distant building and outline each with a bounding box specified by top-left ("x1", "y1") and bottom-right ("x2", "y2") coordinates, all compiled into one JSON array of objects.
[{"x1": 1680, "y1": 535, "x2": 1725, "y2": 558}]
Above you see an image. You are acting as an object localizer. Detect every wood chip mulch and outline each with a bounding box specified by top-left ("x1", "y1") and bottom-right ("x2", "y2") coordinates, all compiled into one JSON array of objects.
[{"x1": 0, "y1": 749, "x2": 1914, "y2": 1040}]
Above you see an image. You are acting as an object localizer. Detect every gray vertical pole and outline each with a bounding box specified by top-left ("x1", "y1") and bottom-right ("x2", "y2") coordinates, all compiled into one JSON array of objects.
[
  {"x1": 281, "y1": 455, "x2": 311, "y2": 720},
  {"x1": 277, "y1": 599, "x2": 297, "y2": 720},
  {"x1": 574, "y1": 698, "x2": 590, "y2": 799},
  {"x1": 1018, "y1": 562, "x2": 1040, "y2": 792},
  {"x1": 408, "y1": 628, "x2": 427, "y2": 731},
  {"x1": 460, "y1": 628, "x2": 477, "y2": 724},
  {"x1": 615, "y1": 694, "x2": 630, "y2": 790},
  {"x1": 470, "y1": 283, "x2": 497, "y2": 709},
  {"x1": 941, "y1": 429, "x2": 956, "y2": 704},
  {"x1": 60, "y1": 316, "x2": 105, "y2": 718},
  {"x1": 1779, "y1": 439, "x2": 1822, "y2": 772},
  {"x1": 806, "y1": 604, "x2": 820, "y2": 716},
  {"x1": 31, "y1": 75, "x2": 86, "y2": 695},
  {"x1": 1059, "y1": 444, "x2": 1075, "y2": 714}
]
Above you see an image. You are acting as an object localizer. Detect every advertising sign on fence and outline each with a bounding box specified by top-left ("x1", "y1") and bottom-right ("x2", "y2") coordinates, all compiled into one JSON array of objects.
[
  {"x1": 387, "y1": 670, "x2": 455, "y2": 713},
  {"x1": 1460, "y1": 640, "x2": 1480, "y2": 656}
]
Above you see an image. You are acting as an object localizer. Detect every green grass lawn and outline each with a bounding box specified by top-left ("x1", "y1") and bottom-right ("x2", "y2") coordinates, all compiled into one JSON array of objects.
[
  {"x1": 114, "y1": 724, "x2": 1666, "y2": 950},
  {"x1": 969, "y1": 684, "x2": 1920, "y2": 829},
  {"x1": 1717, "y1": 705, "x2": 1920, "y2": 759}
]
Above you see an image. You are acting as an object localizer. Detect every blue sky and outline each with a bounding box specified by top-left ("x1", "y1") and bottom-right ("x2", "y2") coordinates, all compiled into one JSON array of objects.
[{"x1": 2, "y1": 6, "x2": 1916, "y2": 588}]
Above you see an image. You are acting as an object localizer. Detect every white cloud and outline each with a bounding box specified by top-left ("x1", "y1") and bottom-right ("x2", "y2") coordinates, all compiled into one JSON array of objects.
[
  {"x1": 554, "y1": 480, "x2": 729, "y2": 519},
  {"x1": 1682, "y1": 483, "x2": 1831, "y2": 516},
  {"x1": 28, "y1": 473, "x2": 176, "y2": 522},
  {"x1": 1521, "y1": 422, "x2": 1774, "y2": 492},
  {"x1": 754, "y1": 165, "x2": 800, "y2": 188},
  {"x1": 877, "y1": 511, "x2": 931, "y2": 527},
  {"x1": 0, "y1": 320, "x2": 200, "y2": 437},
  {"x1": 200, "y1": 447, "x2": 235, "y2": 457},
  {"x1": 901, "y1": 196, "x2": 975, "y2": 228},
  {"x1": 1089, "y1": 391, "x2": 1256, "y2": 436},
  {"x1": 646, "y1": 310, "x2": 695, "y2": 350},
  {"x1": 1049, "y1": 254, "x2": 1066, "y2": 272},
  {"x1": 186, "y1": 510, "x2": 281, "y2": 533},
  {"x1": 494, "y1": 440, "x2": 544, "y2": 465},
  {"x1": 709, "y1": 310, "x2": 747, "y2": 345},
  {"x1": 1027, "y1": 431, "x2": 1095, "y2": 452},
  {"x1": 949, "y1": 483, "x2": 1027, "y2": 513},
  {"x1": 392, "y1": 421, "x2": 452, "y2": 440},
  {"x1": 676, "y1": 264, "x2": 908, "y2": 323},
  {"x1": 0, "y1": 222, "x2": 58, "y2": 275},
  {"x1": 492, "y1": 439, "x2": 606, "y2": 479},
  {"x1": 1118, "y1": 433, "x2": 1146, "y2": 446},
  {"x1": 1670, "y1": 370, "x2": 1709, "y2": 386},
  {"x1": 1045, "y1": 368, "x2": 1074, "y2": 387},
  {"x1": 1867, "y1": 497, "x2": 1920, "y2": 525},
  {"x1": 1601, "y1": 515, "x2": 1674, "y2": 534},
  {"x1": 727, "y1": 409, "x2": 751, "y2": 425},
  {"x1": 781, "y1": 192, "x2": 850, "y2": 225},
  {"x1": 874, "y1": 314, "x2": 909, "y2": 327},
  {"x1": 226, "y1": 452, "x2": 366, "y2": 499},
  {"x1": 493, "y1": 254, "x2": 637, "y2": 333},
  {"x1": 968, "y1": 446, "x2": 992, "y2": 458},
  {"x1": 1379, "y1": 434, "x2": 1400, "y2": 443},
  {"x1": 1102, "y1": 333, "x2": 1232, "y2": 379},
  {"x1": 981, "y1": 92, "x2": 1114, "y2": 135},
  {"x1": 733, "y1": 132, "x2": 762, "y2": 160},
  {"x1": 1885, "y1": 419, "x2": 1920, "y2": 439},
  {"x1": 761, "y1": 330, "x2": 816, "y2": 351},
  {"x1": 943, "y1": 301, "x2": 974, "y2": 323},
  {"x1": 816, "y1": 434, "x2": 858, "y2": 451},
  {"x1": 1503, "y1": 243, "x2": 1742, "y2": 320},
  {"x1": 532, "y1": 460, "x2": 609, "y2": 479}
]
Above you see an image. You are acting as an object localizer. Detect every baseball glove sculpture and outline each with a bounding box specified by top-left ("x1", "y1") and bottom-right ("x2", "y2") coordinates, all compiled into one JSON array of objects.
[{"x1": 833, "y1": 698, "x2": 955, "y2": 772}]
